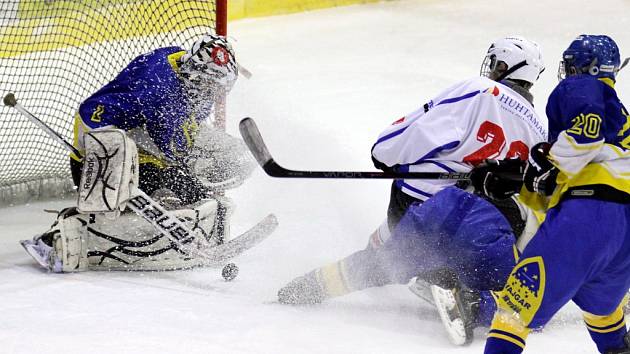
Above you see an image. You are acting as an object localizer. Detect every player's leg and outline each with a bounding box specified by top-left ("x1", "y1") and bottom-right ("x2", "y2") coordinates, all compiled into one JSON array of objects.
[
  {"x1": 371, "y1": 187, "x2": 516, "y2": 289},
  {"x1": 22, "y1": 128, "x2": 232, "y2": 271},
  {"x1": 403, "y1": 187, "x2": 516, "y2": 345},
  {"x1": 277, "y1": 182, "x2": 419, "y2": 304},
  {"x1": 574, "y1": 203, "x2": 630, "y2": 353},
  {"x1": 583, "y1": 300, "x2": 629, "y2": 354},
  {"x1": 21, "y1": 197, "x2": 229, "y2": 272},
  {"x1": 366, "y1": 181, "x2": 421, "y2": 249},
  {"x1": 485, "y1": 199, "x2": 628, "y2": 354},
  {"x1": 277, "y1": 242, "x2": 397, "y2": 304},
  {"x1": 21, "y1": 207, "x2": 88, "y2": 272},
  {"x1": 277, "y1": 186, "x2": 516, "y2": 315}
]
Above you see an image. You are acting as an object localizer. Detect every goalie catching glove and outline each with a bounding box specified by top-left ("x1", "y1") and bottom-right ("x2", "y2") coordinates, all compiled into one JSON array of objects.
[{"x1": 185, "y1": 123, "x2": 257, "y2": 192}]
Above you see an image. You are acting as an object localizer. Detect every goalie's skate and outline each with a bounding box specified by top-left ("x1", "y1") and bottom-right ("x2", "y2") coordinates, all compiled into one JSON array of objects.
[
  {"x1": 200, "y1": 213, "x2": 278, "y2": 267},
  {"x1": 20, "y1": 236, "x2": 61, "y2": 272}
]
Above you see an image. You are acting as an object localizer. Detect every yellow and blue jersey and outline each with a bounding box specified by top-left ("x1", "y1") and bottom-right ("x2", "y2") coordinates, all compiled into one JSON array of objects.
[
  {"x1": 544, "y1": 75, "x2": 630, "y2": 207},
  {"x1": 486, "y1": 75, "x2": 630, "y2": 354},
  {"x1": 73, "y1": 46, "x2": 204, "y2": 164}
]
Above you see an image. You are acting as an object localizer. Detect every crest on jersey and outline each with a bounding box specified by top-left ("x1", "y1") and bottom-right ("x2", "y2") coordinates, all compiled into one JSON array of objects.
[
  {"x1": 211, "y1": 47, "x2": 230, "y2": 66},
  {"x1": 498, "y1": 256, "x2": 546, "y2": 326},
  {"x1": 484, "y1": 86, "x2": 500, "y2": 96}
]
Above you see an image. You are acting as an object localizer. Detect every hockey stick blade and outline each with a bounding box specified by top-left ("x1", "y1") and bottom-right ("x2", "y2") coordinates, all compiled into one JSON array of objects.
[
  {"x1": 201, "y1": 214, "x2": 278, "y2": 267},
  {"x1": 239, "y1": 117, "x2": 471, "y2": 180},
  {"x1": 239, "y1": 117, "x2": 274, "y2": 168}
]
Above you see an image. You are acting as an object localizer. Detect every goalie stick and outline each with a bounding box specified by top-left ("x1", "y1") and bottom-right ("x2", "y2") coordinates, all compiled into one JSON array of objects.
[
  {"x1": 238, "y1": 64, "x2": 253, "y2": 79},
  {"x1": 4, "y1": 92, "x2": 277, "y2": 267},
  {"x1": 239, "y1": 117, "x2": 472, "y2": 180},
  {"x1": 4, "y1": 93, "x2": 82, "y2": 158}
]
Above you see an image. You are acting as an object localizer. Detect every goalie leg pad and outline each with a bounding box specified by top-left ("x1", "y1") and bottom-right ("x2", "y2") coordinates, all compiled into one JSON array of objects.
[
  {"x1": 22, "y1": 196, "x2": 232, "y2": 272},
  {"x1": 86, "y1": 197, "x2": 230, "y2": 271},
  {"x1": 77, "y1": 128, "x2": 139, "y2": 215},
  {"x1": 21, "y1": 208, "x2": 89, "y2": 273}
]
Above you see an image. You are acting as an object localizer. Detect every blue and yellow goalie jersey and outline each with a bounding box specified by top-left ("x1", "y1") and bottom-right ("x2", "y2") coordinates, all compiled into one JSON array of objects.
[
  {"x1": 73, "y1": 46, "x2": 205, "y2": 164},
  {"x1": 544, "y1": 75, "x2": 630, "y2": 207}
]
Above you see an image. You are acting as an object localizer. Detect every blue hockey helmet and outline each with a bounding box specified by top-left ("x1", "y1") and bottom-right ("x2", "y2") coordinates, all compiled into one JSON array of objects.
[{"x1": 558, "y1": 35, "x2": 621, "y2": 81}]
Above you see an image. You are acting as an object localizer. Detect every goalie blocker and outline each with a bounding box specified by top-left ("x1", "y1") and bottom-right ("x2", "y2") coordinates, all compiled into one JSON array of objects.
[{"x1": 21, "y1": 128, "x2": 233, "y2": 272}]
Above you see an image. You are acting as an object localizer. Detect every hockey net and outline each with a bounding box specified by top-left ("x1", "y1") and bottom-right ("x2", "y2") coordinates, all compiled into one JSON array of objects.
[{"x1": 0, "y1": 0, "x2": 226, "y2": 206}]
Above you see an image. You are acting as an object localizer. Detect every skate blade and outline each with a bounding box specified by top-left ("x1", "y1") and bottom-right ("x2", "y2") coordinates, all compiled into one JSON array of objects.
[
  {"x1": 20, "y1": 239, "x2": 51, "y2": 269},
  {"x1": 431, "y1": 285, "x2": 469, "y2": 346}
]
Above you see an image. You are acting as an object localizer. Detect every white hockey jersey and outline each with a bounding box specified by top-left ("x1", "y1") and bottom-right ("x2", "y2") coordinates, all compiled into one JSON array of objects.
[{"x1": 372, "y1": 76, "x2": 548, "y2": 201}]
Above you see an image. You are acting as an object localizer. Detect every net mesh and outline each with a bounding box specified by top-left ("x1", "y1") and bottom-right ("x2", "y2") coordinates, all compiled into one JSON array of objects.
[{"x1": 0, "y1": 0, "x2": 218, "y2": 204}]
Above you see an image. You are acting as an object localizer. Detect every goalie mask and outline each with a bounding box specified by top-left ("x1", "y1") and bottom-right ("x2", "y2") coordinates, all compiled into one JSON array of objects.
[
  {"x1": 480, "y1": 36, "x2": 545, "y2": 87},
  {"x1": 179, "y1": 34, "x2": 238, "y2": 95}
]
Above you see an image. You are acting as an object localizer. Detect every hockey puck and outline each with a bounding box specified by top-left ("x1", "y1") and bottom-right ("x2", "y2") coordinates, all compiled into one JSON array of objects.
[{"x1": 221, "y1": 263, "x2": 239, "y2": 281}]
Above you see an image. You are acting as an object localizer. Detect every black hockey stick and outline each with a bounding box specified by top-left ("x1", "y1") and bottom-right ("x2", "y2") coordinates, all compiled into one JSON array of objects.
[{"x1": 239, "y1": 117, "x2": 472, "y2": 180}]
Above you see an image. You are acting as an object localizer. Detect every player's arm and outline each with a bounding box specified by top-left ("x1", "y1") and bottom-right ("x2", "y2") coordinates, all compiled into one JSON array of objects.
[
  {"x1": 371, "y1": 104, "x2": 461, "y2": 171},
  {"x1": 546, "y1": 81, "x2": 606, "y2": 176},
  {"x1": 70, "y1": 93, "x2": 144, "y2": 186},
  {"x1": 522, "y1": 82, "x2": 606, "y2": 196},
  {"x1": 76, "y1": 93, "x2": 144, "y2": 153}
]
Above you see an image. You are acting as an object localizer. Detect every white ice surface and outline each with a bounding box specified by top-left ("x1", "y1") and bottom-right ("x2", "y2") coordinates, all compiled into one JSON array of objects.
[{"x1": 3, "y1": 0, "x2": 630, "y2": 353}]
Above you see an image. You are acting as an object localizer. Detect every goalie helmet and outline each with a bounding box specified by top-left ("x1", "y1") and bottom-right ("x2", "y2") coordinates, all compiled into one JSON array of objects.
[
  {"x1": 179, "y1": 34, "x2": 238, "y2": 93},
  {"x1": 480, "y1": 36, "x2": 545, "y2": 86},
  {"x1": 558, "y1": 35, "x2": 621, "y2": 81}
]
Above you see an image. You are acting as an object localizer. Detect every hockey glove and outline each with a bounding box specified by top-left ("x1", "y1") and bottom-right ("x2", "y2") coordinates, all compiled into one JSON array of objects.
[
  {"x1": 371, "y1": 155, "x2": 398, "y2": 173},
  {"x1": 161, "y1": 165, "x2": 210, "y2": 205},
  {"x1": 524, "y1": 142, "x2": 558, "y2": 196},
  {"x1": 371, "y1": 144, "x2": 402, "y2": 173},
  {"x1": 470, "y1": 158, "x2": 525, "y2": 201}
]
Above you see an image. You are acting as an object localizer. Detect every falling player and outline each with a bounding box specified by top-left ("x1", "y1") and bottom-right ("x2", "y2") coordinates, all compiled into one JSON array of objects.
[
  {"x1": 277, "y1": 36, "x2": 547, "y2": 345},
  {"x1": 21, "y1": 34, "x2": 258, "y2": 272},
  {"x1": 483, "y1": 35, "x2": 630, "y2": 354}
]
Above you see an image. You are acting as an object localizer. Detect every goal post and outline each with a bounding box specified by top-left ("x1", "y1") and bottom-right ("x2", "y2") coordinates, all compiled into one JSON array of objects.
[
  {"x1": 0, "y1": 0, "x2": 228, "y2": 206},
  {"x1": 214, "y1": 0, "x2": 228, "y2": 131},
  {"x1": 216, "y1": 0, "x2": 228, "y2": 36}
]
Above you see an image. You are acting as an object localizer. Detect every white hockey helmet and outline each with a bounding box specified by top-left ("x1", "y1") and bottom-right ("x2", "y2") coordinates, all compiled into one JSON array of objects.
[
  {"x1": 480, "y1": 36, "x2": 545, "y2": 85},
  {"x1": 179, "y1": 34, "x2": 238, "y2": 93}
]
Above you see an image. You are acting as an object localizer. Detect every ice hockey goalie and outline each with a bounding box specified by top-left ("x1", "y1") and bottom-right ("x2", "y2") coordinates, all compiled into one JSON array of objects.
[{"x1": 21, "y1": 127, "x2": 254, "y2": 272}]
